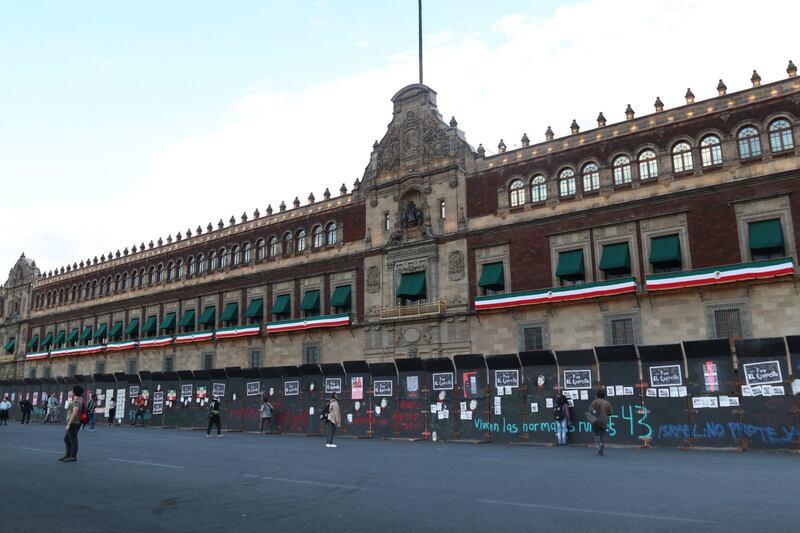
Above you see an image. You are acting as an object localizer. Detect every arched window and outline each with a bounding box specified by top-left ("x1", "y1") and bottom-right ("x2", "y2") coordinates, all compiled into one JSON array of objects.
[
  {"x1": 167, "y1": 262, "x2": 175, "y2": 280},
  {"x1": 700, "y1": 135, "x2": 722, "y2": 167},
  {"x1": 121, "y1": 273, "x2": 128, "y2": 290},
  {"x1": 326, "y1": 222, "x2": 338, "y2": 245},
  {"x1": 176, "y1": 260, "x2": 184, "y2": 278},
  {"x1": 209, "y1": 251, "x2": 217, "y2": 271},
  {"x1": 530, "y1": 175, "x2": 547, "y2": 203},
  {"x1": 509, "y1": 178, "x2": 525, "y2": 207},
  {"x1": 256, "y1": 239, "x2": 266, "y2": 260},
  {"x1": 582, "y1": 163, "x2": 599, "y2": 192},
  {"x1": 296, "y1": 230, "x2": 307, "y2": 252},
  {"x1": 612, "y1": 155, "x2": 632, "y2": 185},
  {"x1": 148, "y1": 267, "x2": 155, "y2": 285},
  {"x1": 219, "y1": 248, "x2": 228, "y2": 268},
  {"x1": 737, "y1": 127, "x2": 762, "y2": 159},
  {"x1": 768, "y1": 119, "x2": 794, "y2": 152},
  {"x1": 558, "y1": 168, "x2": 576, "y2": 197},
  {"x1": 638, "y1": 150, "x2": 658, "y2": 179},
  {"x1": 671, "y1": 142, "x2": 694, "y2": 173},
  {"x1": 312, "y1": 226, "x2": 324, "y2": 248},
  {"x1": 91, "y1": 281, "x2": 97, "y2": 298},
  {"x1": 243, "y1": 242, "x2": 252, "y2": 263},
  {"x1": 71, "y1": 285, "x2": 77, "y2": 301},
  {"x1": 188, "y1": 256, "x2": 196, "y2": 276},
  {"x1": 114, "y1": 275, "x2": 121, "y2": 293},
  {"x1": 231, "y1": 245, "x2": 240, "y2": 266},
  {"x1": 197, "y1": 254, "x2": 205, "y2": 273},
  {"x1": 84, "y1": 284, "x2": 90, "y2": 299},
  {"x1": 268, "y1": 236, "x2": 279, "y2": 258},
  {"x1": 139, "y1": 269, "x2": 145, "y2": 287},
  {"x1": 158, "y1": 264, "x2": 165, "y2": 282},
  {"x1": 282, "y1": 233, "x2": 293, "y2": 256},
  {"x1": 130, "y1": 271, "x2": 137, "y2": 289}
]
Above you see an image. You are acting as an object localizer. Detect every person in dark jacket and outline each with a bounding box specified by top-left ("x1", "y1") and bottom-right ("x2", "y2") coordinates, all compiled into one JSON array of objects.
[
  {"x1": 19, "y1": 398, "x2": 33, "y2": 424},
  {"x1": 554, "y1": 393, "x2": 571, "y2": 445},
  {"x1": 206, "y1": 397, "x2": 223, "y2": 437},
  {"x1": 587, "y1": 388, "x2": 613, "y2": 456}
]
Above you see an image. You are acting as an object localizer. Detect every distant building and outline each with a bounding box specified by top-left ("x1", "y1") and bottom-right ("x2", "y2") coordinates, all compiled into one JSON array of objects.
[{"x1": 3, "y1": 65, "x2": 799, "y2": 379}]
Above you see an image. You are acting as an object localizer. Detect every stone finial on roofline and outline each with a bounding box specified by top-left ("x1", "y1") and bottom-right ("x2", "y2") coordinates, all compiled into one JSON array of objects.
[
  {"x1": 685, "y1": 88, "x2": 695, "y2": 104},
  {"x1": 625, "y1": 104, "x2": 634, "y2": 120},
  {"x1": 545, "y1": 126, "x2": 554, "y2": 141},
  {"x1": 570, "y1": 119, "x2": 580, "y2": 134},
  {"x1": 323, "y1": 188, "x2": 331, "y2": 200},
  {"x1": 521, "y1": 133, "x2": 530, "y2": 147},
  {"x1": 788, "y1": 60, "x2": 797, "y2": 77},
  {"x1": 497, "y1": 139, "x2": 506, "y2": 153},
  {"x1": 279, "y1": 201, "x2": 286, "y2": 212},
  {"x1": 596, "y1": 113, "x2": 606, "y2": 127},
  {"x1": 293, "y1": 197, "x2": 300, "y2": 208},
  {"x1": 340, "y1": 183, "x2": 347, "y2": 196},
  {"x1": 476, "y1": 144, "x2": 485, "y2": 158},
  {"x1": 654, "y1": 97, "x2": 664, "y2": 112},
  {"x1": 751, "y1": 69, "x2": 761, "y2": 87},
  {"x1": 717, "y1": 79, "x2": 727, "y2": 95}
]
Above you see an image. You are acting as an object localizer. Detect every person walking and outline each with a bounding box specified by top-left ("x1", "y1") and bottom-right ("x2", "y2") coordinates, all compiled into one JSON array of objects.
[
  {"x1": 45, "y1": 394, "x2": 59, "y2": 424},
  {"x1": 554, "y1": 392, "x2": 571, "y2": 446},
  {"x1": 259, "y1": 397, "x2": 274, "y2": 434},
  {"x1": 206, "y1": 397, "x2": 223, "y2": 437},
  {"x1": 0, "y1": 396, "x2": 11, "y2": 425},
  {"x1": 85, "y1": 394, "x2": 98, "y2": 432},
  {"x1": 132, "y1": 394, "x2": 146, "y2": 427},
  {"x1": 19, "y1": 398, "x2": 33, "y2": 424},
  {"x1": 321, "y1": 393, "x2": 341, "y2": 448},
  {"x1": 107, "y1": 397, "x2": 116, "y2": 426},
  {"x1": 587, "y1": 388, "x2": 613, "y2": 456},
  {"x1": 61, "y1": 385, "x2": 84, "y2": 463}
]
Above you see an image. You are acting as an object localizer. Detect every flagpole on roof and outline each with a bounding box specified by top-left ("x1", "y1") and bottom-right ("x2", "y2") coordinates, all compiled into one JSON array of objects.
[{"x1": 418, "y1": 0, "x2": 423, "y2": 84}]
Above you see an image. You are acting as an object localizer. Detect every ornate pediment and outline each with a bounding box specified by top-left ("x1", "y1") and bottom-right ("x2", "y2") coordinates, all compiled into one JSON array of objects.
[{"x1": 5, "y1": 253, "x2": 38, "y2": 288}]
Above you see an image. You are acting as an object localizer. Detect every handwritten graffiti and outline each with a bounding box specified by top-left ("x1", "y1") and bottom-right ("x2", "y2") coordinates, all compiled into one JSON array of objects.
[{"x1": 656, "y1": 421, "x2": 799, "y2": 444}]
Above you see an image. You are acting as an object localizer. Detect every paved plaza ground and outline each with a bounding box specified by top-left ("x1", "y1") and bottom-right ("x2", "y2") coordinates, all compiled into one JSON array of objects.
[{"x1": 0, "y1": 422, "x2": 796, "y2": 532}]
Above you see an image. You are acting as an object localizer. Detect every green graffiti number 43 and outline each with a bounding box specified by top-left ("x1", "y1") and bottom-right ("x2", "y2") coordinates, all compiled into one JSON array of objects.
[{"x1": 607, "y1": 404, "x2": 653, "y2": 439}]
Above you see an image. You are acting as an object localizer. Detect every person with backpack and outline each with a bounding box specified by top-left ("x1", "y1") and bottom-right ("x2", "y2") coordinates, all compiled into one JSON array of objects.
[
  {"x1": 553, "y1": 392, "x2": 571, "y2": 445},
  {"x1": 320, "y1": 393, "x2": 341, "y2": 448},
  {"x1": 587, "y1": 388, "x2": 613, "y2": 456},
  {"x1": 85, "y1": 394, "x2": 98, "y2": 432},
  {"x1": 206, "y1": 396, "x2": 223, "y2": 437},
  {"x1": 259, "y1": 397, "x2": 274, "y2": 434},
  {"x1": 61, "y1": 385, "x2": 85, "y2": 462}
]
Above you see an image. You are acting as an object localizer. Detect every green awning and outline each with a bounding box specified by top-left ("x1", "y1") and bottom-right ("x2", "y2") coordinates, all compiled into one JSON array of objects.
[
  {"x1": 41, "y1": 332, "x2": 54, "y2": 347},
  {"x1": 141, "y1": 315, "x2": 157, "y2": 334},
  {"x1": 396, "y1": 271, "x2": 427, "y2": 301},
  {"x1": 748, "y1": 219, "x2": 784, "y2": 251},
  {"x1": 125, "y1": 318, "x2": 140, "y2": 336},
  {"x1": 556, "y1": 250, "x2": 585, "y2": 281},
  {"x1": 66, "y1": 328, "x2": 79, "y2": 343},
  {"x1": 272, "y1": 295, "x2": 291, "y2": 315},
  {"x1": 199, "y1": 306, "x2": 216, "y2": 325},
  {"x1": 599, "y1": 242, "x2": 631, "y2": 272},
  {"x1": 106, "y1": 321, "x2": 121, "y2": 338},
  {"x1": 26, "y1": 335, "x2": 39, "y2": 350},
  {"x1": 650, "y1": 234, "x2": 681, "y2": 265},
  {"x1": 299, "y1": 290, "x2": 320, "y2": 312},
  {"x1": 330, "y1": 286, "x2": 352, "y2": 308},
  {"x1": 478, "y1": 262, "x2": 505, "y2": 290},
  {"x1": 178, "y1": 309, "x2": 196, "y2": 328},
  {"x1": 244, "y1": 298, "x2": 264, "y2": 319},
  {"x1": 220, "y1": 302, "x2": 238, "y2": 322},
  {"x1": 4, "y1": 339, "x2": 15, "y2": 351},
  {"x1": 79, "y1": 326, "x2": 93, "y2": 341},
  {"x1": 53, "y1": 330, "x2": 66, "y2": 345},
  {"x1": 93, "y1": 323, "x2": 108, "y2": 339},
  {"x1": 160, "y1": 312, "x2": 176, "y2": 330}
]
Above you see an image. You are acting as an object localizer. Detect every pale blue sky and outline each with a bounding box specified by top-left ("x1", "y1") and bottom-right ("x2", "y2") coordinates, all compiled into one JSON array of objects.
[{"x1": 0, "y1": 0, "x2": 796, "y2": 277}]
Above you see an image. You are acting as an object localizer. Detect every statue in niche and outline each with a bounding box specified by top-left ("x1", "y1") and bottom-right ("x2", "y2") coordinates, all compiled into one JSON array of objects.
[{"x1": 402, "y1": 201, "x2": 423, "y2": 228}]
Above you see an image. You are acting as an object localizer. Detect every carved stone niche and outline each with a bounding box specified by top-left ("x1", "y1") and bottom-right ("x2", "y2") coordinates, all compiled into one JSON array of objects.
[{"x1": 448, "y1": 250, "x2": 465, "y2": 281}]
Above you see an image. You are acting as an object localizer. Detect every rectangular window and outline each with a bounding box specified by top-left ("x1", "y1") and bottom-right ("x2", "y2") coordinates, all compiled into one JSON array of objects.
[
  {"x1": 383, "y1": 212, "x2": 390, "y2": 231},
  {"x1": 522, "y1": 327, "x2": 544, "y2": 351},
  {"x1": 127, "y1": 359, "x2": 138, "y2": 375},
  {"x1": 706, "y1": 302, "x2": 751, "y2": 341},
  {"x1": 439, "y1": 200, "x2": 446, "y2": 220},
  {"x1": 28, "y1": 367, "x2": 36, "y2": 379},
  {"x1": 95, "y1": 361, "x2": 105, "y2": 375},
  {"x1": 249, "y1": 350, "x2": 262, "y2": 368},
  {"x1": 202, "y1": 353, "x2": 214, "y2": 371},
  {"x1": 603, "y1": 313, "x2": 640, "y2": 345},
  {"x1": 748, "y1": 219, "x2": 785, "y2": 261},
  {"x1": 303, "y1": 344, "x2": 320, "y2": 365},
  {"x1": 43, "y1": 366, "x2": 51, "y2": 379},
  {"x1": 163, "y1": 356, "x2": 174, "y2": 372},
  {"x1": 68, "y1": 364, "x2": 77, "y2": 378},
  {"x1": 599, "y1": 242, "x2": 632, "y2": 279},
  {"x1": 649, "y1": 234, "x2": 682, "y2": 273}
]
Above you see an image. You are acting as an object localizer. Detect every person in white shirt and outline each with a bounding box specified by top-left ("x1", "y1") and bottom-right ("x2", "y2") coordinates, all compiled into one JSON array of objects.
[{"x1": 0, "y1": 396, "x2": 11, "y2": 425}]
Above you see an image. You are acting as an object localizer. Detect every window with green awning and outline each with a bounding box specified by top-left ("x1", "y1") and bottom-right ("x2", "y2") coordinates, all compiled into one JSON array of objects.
[
  {"x1": 53, "y1": 330, "x2": 66, "y2": 346},
  {"x1": 330, "y1": 286, "x2": 352, "y2": 309},
  {"x1": 4, "y1": 338, "x2": 15, "y2": 352},
  {"x1": 396, "y1": 271, "x2": 427, "y2": 301},
  {"x1": 649, "y1": 234, "x2": 681, "y2": 267},
  {"x1": 599, "y1": 242, "x2": 631, "y2": 276},
  {"x1": 244, "y1": 298, "x2": 264, "y2": 321},
  {"x1": 748, "y1": 219, "x2": 784, "y2": 252},
  {"x1": 478, "y1": 262, "x2": 505, "y2": 291},
  {"x1": 178, "y1": 309, "x2": 196, "y2": 329},
  {"x1": 220, "y1": 302, "x2": 239, "y2": 323},
  {"x1": 556, "y1": 250, "x2": 585, "y2": 282},
  {"x1": 41, "y1": 332, "x2": 54, "y2": 347},
  {"x1": 79, "y1": 326, "x2": 93, "y2": 341},
  {"x1": 66, "y1": 328, "x2": 79, "y2": 344},
  {"x1": 125, "y1": 318, "x2": 140, "y2": 337},
  {"x1": 108, "y1": 321, "x2": 124, "y2": 338},
  {"x1": 199, "y1": 306, "x2": 216, "y2": 327},
  {"x1": 27, "y1": 335, "x2": 39, "y2": 350},
  {"x1": 93, "y1": 323, "x2": 108, "y2": 339},
  {"x1": 300, "y1": 290, "x2": 320, "y2": 316},
  {"x1": 141, "y1": 315, "x2": 157, "y2": 335},
  {"x1": 271, "y1": 295, "x2": 291, "y2": 317},
  {"x1": 160, "y1": 312, "x2": 176, "y2": 331}
]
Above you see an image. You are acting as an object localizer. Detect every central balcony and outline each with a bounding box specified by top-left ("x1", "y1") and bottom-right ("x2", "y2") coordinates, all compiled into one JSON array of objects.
[{"x1": 380, "y1": 300, "x2": 447, "y2": 320}]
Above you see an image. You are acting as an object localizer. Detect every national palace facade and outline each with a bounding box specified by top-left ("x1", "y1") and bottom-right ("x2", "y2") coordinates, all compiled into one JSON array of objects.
[{"x1": 2, "y1": 64, "x2": 800, "y2": 379}]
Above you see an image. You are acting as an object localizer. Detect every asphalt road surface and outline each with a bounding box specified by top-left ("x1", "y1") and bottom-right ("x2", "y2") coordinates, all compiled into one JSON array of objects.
[{"x1": 0, "y1": 423, "x2": 796, "y2": 532}]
